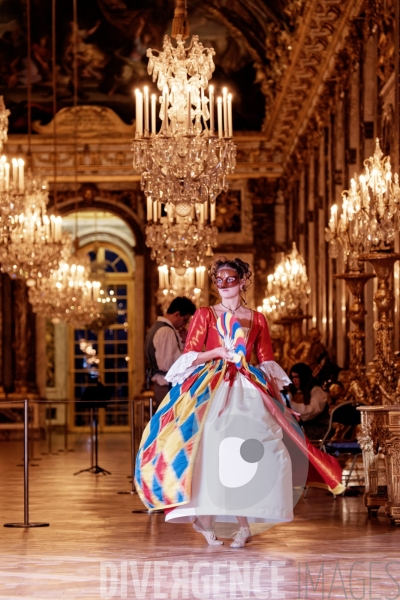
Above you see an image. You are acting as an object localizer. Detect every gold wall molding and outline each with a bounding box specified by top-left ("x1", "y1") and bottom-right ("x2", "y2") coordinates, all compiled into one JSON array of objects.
[
  {"x1": 32, "y1": 105, "x2": 136, "y2": 137},
  {"x1": 264, "y1": 0, "x2": 365, "y2": 157}
]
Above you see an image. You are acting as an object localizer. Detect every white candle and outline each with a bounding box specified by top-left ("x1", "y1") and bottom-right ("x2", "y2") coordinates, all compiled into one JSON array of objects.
[
  {"x1": 144, "y1": 87, "x2": 149, "y2": 134},
  {"x1": 56, "y1": 216, "x2": 62, "y2": 241},
  {"x1": 164, "y1": 266, "x2": 169, "y2": 289},
  {"x1": 50, "y1": 215, "x2": 55, "y2": 241},
  {"x1": 153, "y1": 200, "x2": 158, "y2": 223},
  {"x1": 43, "y1": 215, "x2": 50, "y2": 238},
  {"x1": 210, "y1": 201, "x2": 216, "y2": 222},
  {"x1": 12, "y1": 158, "x2": 17, "y2": 189},
  {"x1": 135, "y1": 90, "x2": 139, "y2": 134},
  {"x1": 330, "y1": 204, "x2": 337, "y2": 231},
  {"x1": 147, "y1": 197, "x2": 152, "y2": 221},
  {"x1": 187, "y1": 86, "x2": 191, "y2": 133},
  {"x1": 196, "y1": 266, "x2": 205, "y2": 288},
  {"x1": 163, "y1": 85, "x2": 168, "y2": 132},
  {"x1": 209, "y1": 86, "x2": 214, "y2": 134},
  {"x1": 135, "y1": 90, "x2": 143, "y2": 135},
  {"x1": 5, "y1": 162, "x2": 9, "y2": 191},
  {"x1": 227, "y1": 93, "x2": 233, "y2": 137},
  {"x1": 151, "y1": 94, "x2": 156, "y2": 134},
  {"x1": 217, "y1": 98, "x2": 223, "y2": 138},
  {"x1": 167, "y1": 203, "x2": 173, "y2": 222},
  {"x1": 158, "y1": 266, "x2": 163, "y2": 289},
  {"x1": 139, "y1": 92, "x2": 143, "y2": 135},
  {"x1": 18, "y1": 158, "x2": 24, "y2": 191},
  {"x1": 199, "y1": 204, "x2": 204, "y2": 224},
  {"x1": 222, "y1": 88, "x2": 228, "y2": 136},
  {"x1": 92, "y1": 281, "x2": 100, "y2": 301},
  {"x1": 204, "y1": 200, "x2": 208, "y2": 221}
]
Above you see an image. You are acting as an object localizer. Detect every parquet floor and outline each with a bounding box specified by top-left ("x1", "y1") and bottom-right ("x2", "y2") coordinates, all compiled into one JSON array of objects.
[{"x1": 0, "y1": 432, "x2": 400, "y2": 599}]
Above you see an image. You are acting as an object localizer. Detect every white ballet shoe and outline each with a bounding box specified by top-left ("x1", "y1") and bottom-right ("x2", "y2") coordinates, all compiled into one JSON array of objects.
[
  {"x1": 230, "y1": 527, "x2": 253, "y2": 548},
  {"x1": 192, "y1": 519, "x2": 224, "y2": 546}
]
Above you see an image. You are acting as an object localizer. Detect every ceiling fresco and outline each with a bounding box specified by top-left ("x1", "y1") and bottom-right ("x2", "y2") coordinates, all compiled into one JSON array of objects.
[{"x1": 0, "y1": 0, "x2": 296, "y2": 134}]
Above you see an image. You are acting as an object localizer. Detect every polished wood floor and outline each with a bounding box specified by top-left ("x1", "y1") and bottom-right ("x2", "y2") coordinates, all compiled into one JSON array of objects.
[{"x1": 1, "y1": 431, "x2": 400, "y2": 599}]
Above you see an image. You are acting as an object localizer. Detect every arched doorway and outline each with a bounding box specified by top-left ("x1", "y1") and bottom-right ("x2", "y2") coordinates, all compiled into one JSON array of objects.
[
  {"x1": 69, "y1": 242, "x2": 135, "y2": 432},
  {"x1": 58, "y1": 209, "x2": 143, "y2": 433}
]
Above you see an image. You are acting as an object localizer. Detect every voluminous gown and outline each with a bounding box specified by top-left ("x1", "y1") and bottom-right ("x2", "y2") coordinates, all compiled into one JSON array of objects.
[{"x1": 135, "y1": 308, "x2": 344, "y2": 537}]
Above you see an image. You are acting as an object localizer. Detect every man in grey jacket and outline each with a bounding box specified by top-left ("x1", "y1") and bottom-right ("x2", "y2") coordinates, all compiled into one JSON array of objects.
[{"x1": 145, "y1": 297, "x2": 196, "y2": 405}]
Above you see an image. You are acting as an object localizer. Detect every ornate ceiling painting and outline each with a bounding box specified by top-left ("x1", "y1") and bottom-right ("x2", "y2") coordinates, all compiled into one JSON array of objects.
[
  {"x1": 0, "y1": 0, "x2": 392, "y2": 167},
  {"x1": 0, "y1": 0, "x2": 281, "y2": 133}
]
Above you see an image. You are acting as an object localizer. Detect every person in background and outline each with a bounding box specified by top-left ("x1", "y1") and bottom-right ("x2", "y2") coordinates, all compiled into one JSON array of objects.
[
  {"x1": 289, "y1": 362, "x2": 330, "y2": 440},
  {"x1": 145, "y1": 297, "x2": 196, "y2": 405}
]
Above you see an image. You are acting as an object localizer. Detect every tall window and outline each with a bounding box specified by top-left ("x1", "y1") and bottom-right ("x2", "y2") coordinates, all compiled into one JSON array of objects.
[{"x1": 70, "y1": 246, "x2": 133, "y2": 432}]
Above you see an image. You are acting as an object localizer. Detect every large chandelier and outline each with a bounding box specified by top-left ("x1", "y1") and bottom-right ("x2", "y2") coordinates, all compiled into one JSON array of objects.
[
  {"x1": 28, "y1": 255, "x2": 96, "y2": 322},
  {"x1": 157, "y1": 264, "x2": 205, "y2": 311},
  {"x1": 132, "y1": 34, "x2": 236, "y2": 214},
  {"x1": 28, "y1": 252, "x2": 117, "y2": 328},
  {"x1": 146, "y1": 200, "x2": 217, "y2": 271},
  {"x1": 263, "y1": 242, "x2": 311, "y2": 318},
  {"x1": 0, "y1": 97, "x2": 65, "y2": 282},
  {"x1": 0, "y1": 173, "x2": 67, "y2": 281},
  {"x1": 325, "y1": 138, "x2": 400, "y2": 268}
]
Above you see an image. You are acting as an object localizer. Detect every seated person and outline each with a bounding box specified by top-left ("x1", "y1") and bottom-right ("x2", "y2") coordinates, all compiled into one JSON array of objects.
[{"x1": 288, "y1": 362, "x2": 330, "y2": 441}]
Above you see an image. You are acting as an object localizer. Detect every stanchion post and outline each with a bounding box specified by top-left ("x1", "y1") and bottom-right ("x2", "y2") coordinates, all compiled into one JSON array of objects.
[
  {"x1": 4, "y1": 399, "x2": 49, "y2": 528},
  {"x1": 118, "y1": 398, "x2": 137, "y2": 494},
  {"x1": 90, "y1": 408, "x2": 94, "y2": 468},
  {"x1": 64, "y1": 400, "x2": 73, "y2": 452}
]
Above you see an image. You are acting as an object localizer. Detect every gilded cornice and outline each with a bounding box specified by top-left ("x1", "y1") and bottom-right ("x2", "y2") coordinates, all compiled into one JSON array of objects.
[
  {"x1": 280, "y1": 0, "x2": 396, "y2": 180},
  {"x1": 263, "y1": 0, "x2": 365, "y2": 160}
]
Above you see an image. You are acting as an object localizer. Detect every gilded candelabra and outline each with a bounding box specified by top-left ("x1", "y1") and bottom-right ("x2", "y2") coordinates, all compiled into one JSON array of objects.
[
  {"x1": 326, "y1": 139, "x2": 400, "y2": 402},
  {"x1": 333, "y1": 272, "x2": 375, "y2": 378}
]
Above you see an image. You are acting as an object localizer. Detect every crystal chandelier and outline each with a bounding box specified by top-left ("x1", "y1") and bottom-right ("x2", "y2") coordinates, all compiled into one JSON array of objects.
[
  {"x1": 157, "y1": 264, "x2": 205, "y2": 312},
  {"x1": 28, "y1": 255, "x2": 99, "y2": 323},
  {"x1": 0, "y1": 172, "x2": 67, "y2": 281},
  {"x1": 132, "y1": 34, "x2": 236, "y2": 214},
  {"x1": 28, "y1": 253, "x2": 117, "y2": 327},
  {"x1": 325, "y1": 138, "x2": 400, "y2": 268},
  {"x1": 0, "y1": 97, "x2": 66, "y2": 282},
  {"x1": 263, "y1": 242, "x2": 311, "y2": 317},
  {"x1": 146, "y1": 201, "x2": 217, "y2": 271},
  {"x1": 0, "y1": 99, "x2": 36, "y2": 241}
]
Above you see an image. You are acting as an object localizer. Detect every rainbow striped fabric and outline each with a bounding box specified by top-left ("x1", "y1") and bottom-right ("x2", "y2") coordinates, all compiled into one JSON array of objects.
[{"x1": 216, "y1": 313, "x2": 246, "y2": 368}]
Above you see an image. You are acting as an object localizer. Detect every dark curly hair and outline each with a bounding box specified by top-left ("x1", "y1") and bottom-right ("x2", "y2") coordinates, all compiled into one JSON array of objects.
[{"x1": 208, "y1": 257, "x2": 253, "y2": 294}]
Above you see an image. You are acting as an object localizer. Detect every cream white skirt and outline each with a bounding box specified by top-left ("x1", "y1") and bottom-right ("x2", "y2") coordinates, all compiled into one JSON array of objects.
[{"x1": 165, "y1": 372, "x2": 293, "y2": 537}]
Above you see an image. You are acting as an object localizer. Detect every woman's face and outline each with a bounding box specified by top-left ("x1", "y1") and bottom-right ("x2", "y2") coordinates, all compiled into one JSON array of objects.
[
  {"x1": 291, "y1": 372, "x2": 300, "y2": 389},
  {"x1": 215, "y1": 268, "x2": 242, "y2": 300}
]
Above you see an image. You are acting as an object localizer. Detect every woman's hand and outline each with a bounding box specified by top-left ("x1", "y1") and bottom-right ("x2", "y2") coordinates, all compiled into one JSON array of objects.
[
  {"x1": 192, "y1": 346, "x2": 231, "y2": 366},
  {"x1": 213, "y1": 347, "x2": 230, "y2": 360}
]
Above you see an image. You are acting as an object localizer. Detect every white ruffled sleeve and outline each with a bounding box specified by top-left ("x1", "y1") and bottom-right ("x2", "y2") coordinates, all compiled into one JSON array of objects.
[
  {"x1": 165, "y1": 351, "x2": 204, "y2": 386},
  {"x1": 258, "y1": 361, "x2": 291, "y2": 389}
]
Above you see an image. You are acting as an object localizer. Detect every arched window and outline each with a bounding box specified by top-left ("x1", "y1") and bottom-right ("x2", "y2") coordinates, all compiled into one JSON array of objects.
[{"x1": 71, "y1": 244, "x2": 133, "y2": 432}]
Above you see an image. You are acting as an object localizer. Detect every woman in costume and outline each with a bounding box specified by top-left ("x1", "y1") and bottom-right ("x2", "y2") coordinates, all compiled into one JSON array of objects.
[{"x1": 135, "y1": 258, "x2": 344, "y2": 548}]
